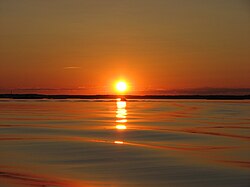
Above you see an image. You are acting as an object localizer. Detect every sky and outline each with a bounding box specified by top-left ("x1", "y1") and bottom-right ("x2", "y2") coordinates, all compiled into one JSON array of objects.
[{"x1": 0, "y1": 0, "x2": 250, "y2": 94}]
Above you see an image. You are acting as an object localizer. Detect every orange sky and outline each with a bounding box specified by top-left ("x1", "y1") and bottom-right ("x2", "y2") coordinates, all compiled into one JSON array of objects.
[{"x1": 0, "y1": 0, "x2": 249, "y2": 94}]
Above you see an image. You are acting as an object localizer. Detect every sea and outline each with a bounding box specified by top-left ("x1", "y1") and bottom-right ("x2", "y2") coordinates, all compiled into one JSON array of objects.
[{"x1": 0, "y1": 99, "x2": 249, "y2": 187}]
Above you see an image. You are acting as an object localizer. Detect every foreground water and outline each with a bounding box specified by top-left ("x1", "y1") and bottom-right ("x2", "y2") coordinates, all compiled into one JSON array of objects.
[{"x1": 0, "y1": 99, "x2": 249, "y2": 187}]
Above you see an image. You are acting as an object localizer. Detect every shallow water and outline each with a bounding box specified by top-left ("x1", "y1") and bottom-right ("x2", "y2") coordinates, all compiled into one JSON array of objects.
[{"x1": 0, "y1": 99, "x2": 249, "y2": 187}]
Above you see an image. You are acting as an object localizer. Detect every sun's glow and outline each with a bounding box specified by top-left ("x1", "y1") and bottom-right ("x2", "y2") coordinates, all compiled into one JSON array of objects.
[{"x1": 116, "y1": 81, "x2": 127, "y2": 92}]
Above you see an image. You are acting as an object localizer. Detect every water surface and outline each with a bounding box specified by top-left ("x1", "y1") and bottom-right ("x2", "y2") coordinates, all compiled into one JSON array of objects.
[{"x1": 0, "y1": 99, "x2": 249, "y2": 187}]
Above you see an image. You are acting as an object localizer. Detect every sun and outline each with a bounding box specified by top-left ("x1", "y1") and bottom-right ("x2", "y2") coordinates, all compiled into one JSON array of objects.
[{"x1": 116, "y1": 81, "x2": 127, "y2": 93}]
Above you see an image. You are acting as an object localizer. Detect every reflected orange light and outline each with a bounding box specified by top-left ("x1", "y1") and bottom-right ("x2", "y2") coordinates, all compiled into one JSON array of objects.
[
  {"x1": 114, "y1": 141, "x2": 124, "y2": 144},
  {"x1": 116, "y1": 109, "x2": 127, "y2": 118},
  {"x1": 117, "y1": 100, "x2": 126, "y2": 109},
  {"x1": 116, "y1": 119, "x2": 127, "y2": 123},
  {"x1": 114, "y1": 98, "x2": 127, "y2": 133},
  {"x1": 116, "y1": 124, "x2": 127, "y2": 130},
  {"x1": 116, "y1": 99, "x2": 127, "y2": 123}
]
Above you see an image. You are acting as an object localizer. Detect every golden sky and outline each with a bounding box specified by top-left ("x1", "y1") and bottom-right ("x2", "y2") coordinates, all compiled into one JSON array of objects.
[{"x1": 0, "y1": 0, "x2": 249, "y2": 94}]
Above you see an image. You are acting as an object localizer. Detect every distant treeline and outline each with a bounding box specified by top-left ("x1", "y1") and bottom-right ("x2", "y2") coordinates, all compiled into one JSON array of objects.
[{"x1": 0, "y1": 94, "x2": 250, "y2": 100}]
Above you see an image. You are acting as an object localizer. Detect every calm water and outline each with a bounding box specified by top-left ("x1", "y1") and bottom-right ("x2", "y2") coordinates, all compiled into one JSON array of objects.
[{"x1": 0, "y1": 99, "x2": 249, "y2": 187}]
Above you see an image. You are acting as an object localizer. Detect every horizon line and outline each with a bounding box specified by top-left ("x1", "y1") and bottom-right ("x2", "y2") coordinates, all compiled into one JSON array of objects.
[{"x1": 0, "y1": 94, "x2": 250, "y2": 100}]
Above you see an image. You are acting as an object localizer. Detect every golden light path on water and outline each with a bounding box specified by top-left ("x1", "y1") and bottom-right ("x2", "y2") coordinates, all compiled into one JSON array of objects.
[
  {"x1": 114, "y1": 141, "x2": 124, "y2": 144},
  {"x1": 116, "y1": 124, "x2": 127, "y2": 130},
  {"x1": 114, "y1": 98, "x2": 127, "y2": 144}
]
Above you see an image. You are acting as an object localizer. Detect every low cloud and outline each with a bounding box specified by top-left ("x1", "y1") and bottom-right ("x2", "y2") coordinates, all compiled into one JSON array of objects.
[{"x1": 63, "y1": 66, "x2": 81, "y2": 69}]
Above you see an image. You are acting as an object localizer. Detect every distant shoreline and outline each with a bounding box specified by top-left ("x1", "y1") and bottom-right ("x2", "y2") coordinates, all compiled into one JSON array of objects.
[{"x1": 0, "y1": 94, "x2": 250, "y2": 100}]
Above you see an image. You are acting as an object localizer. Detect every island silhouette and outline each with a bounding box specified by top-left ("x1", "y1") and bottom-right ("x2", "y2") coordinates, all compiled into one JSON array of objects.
[{"x1": 0, "y1": 94, "x2": 249, "y2": 100}]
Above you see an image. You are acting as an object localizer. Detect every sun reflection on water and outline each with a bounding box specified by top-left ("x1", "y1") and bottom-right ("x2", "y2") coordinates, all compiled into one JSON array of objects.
[
  {"x1": 115, "y1": 99, "x2": 127, "y2": 131},
  {"x1": 114, "y1": 98, "x2": 127, "y2": 144},
  {"x1": 114, "y1": 141, "x2": 124, "y2": 144},
  {"x1": 116, "y1": 124, "x2": 127, "y2": 130},
  {"x1": 116, "y1": 99, "x2": 126, "y2": 108}
]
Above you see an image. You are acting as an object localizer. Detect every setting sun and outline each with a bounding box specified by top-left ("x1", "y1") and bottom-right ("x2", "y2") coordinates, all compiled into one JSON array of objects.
[{"x1": 116, "y1": 81, "x2": 127, "y2": 93}]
